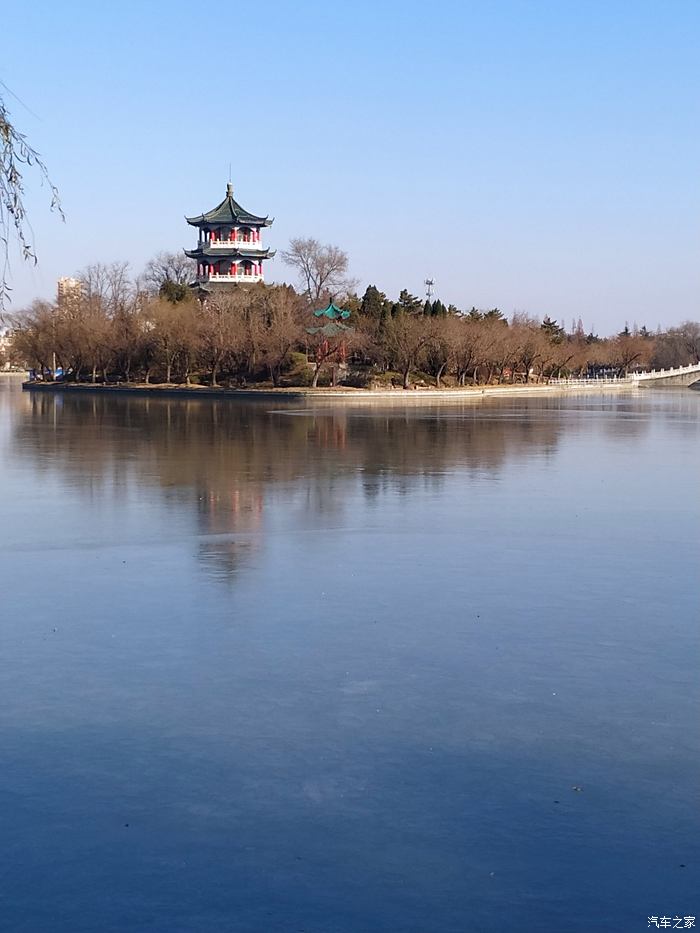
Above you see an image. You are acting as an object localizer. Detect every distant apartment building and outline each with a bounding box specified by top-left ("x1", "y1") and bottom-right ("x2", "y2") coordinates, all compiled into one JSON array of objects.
[
  {"x1": 57, "y1": 277, "x2": 82, "y2": 309},
  {"x1": 0, "y1": 329, "x2": 13, "y2": 370}
]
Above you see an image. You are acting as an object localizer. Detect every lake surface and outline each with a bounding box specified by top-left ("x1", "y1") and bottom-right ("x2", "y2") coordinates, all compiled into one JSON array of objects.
[{"x1": 1, "y1": 377, "x2": 698, "y2": 933}]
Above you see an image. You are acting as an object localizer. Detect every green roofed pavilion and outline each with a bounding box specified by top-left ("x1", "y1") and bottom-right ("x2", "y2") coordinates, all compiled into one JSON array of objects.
[{"x1": 312, "y1": 301, "x2": 351, "y2": 320}]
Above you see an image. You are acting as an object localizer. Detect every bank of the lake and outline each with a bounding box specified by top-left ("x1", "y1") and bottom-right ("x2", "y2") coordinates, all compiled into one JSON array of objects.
[{"x1": 22, "y1": 379, "x2": 640, "y2": 402}]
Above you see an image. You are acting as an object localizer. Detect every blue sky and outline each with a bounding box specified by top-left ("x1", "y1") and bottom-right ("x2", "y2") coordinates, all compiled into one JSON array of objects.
[{"x1": 2, "y1": 0, "x2": 698, "y2": 332}]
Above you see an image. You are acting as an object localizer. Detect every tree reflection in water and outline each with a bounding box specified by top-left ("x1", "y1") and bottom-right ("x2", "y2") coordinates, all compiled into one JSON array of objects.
[{"x1": 10, "y1": 390, "x2": 650, "y2": 583}]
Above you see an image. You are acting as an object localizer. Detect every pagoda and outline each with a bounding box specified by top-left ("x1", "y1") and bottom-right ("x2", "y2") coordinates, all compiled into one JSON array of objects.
[{"x1": 184, "y1": 182, "x2": 275, "y2": 293}]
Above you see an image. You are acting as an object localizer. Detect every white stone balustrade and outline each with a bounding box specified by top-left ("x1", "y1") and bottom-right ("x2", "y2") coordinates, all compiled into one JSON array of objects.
[
  {"x1": 548, "y1": 361, "x2": 700, "y2": 387},
  {"x1": 632, "y1": 362, "x2": 700, "y2": 381},
  {"x1": 203, "y1": 273, "x2": 264, "y2": 283},
  {"x1": 203, "y1": 239, "x2": 264, "y2": 249}
]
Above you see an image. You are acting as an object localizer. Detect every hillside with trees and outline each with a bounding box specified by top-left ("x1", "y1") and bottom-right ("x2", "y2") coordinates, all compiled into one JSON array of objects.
[{"x1": 7, "y1": 248, "x2": 698, "y2": 389}]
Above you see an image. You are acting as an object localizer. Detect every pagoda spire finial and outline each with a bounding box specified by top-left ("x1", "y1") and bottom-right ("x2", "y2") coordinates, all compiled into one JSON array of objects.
[{"x1": 226, "y1": 181, "x2": 233, "y2": 197}]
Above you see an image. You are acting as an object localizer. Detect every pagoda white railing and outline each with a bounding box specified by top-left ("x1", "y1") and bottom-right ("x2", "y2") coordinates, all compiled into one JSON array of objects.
[
  {"x1": 201, "y1": 273, "x2": 264, "y2": 284},
  {"x1": 201, "y1": 239, "x2": 265, "y2": 249}
]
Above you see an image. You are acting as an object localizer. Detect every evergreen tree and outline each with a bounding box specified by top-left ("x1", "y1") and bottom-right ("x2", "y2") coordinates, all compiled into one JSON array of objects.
[
  {"x1": 423, "y1": 299, "x2": 433, "y2": 316},
  {"x1": 159, "y1": 280, "x2": 190, "y2": 303},
  {"x1": 360, "y1": 285, "x2": 388, "y2": 319},
  {"x1": 398, "y1": 289, "x2": 422, "y2": 314},
  {"x1": 343, "y1": 292, "x2": 362, "y2": 316},
  {"x1": 541, "y1": 316, "x2": 566, "y2": 343}
]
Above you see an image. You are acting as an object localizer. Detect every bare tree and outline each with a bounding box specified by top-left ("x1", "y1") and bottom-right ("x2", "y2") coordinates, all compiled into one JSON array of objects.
[
  {"x1": 382, "y1": 312, "x2": 432, "y2": 389},
  {"x1": 9, "y1": 300, "x2": 56, "y2": 374},
  {"x1": 255, "y1": 286, "x2": 304, "y2": 386},
  {"x1": 199, "y1": 290, "x2": 250, "y2": 386},
  {"x1": 281, "y1": 237, "x2": 355, "y2": 302},
  {"x1": 141, "y1": 251, "x2": 195, "y2": 298},
  {"x1": 78, "y1": 262, "x2": 134, "y2": 316},
  {"x1": 607, "y1": 332, "x2": 654, "y2": 376},
  {"x1": 147, "y1": 296, "x2": 199, "y2": 383},
  {"x1": 1, "y1": 93, "x2": 63, "y2": 309},
  {"x1": 79, "y1": 297, "x2": 113, "y2": 383},
  {"x1": 510, "y1": 314, "x2": 544, "y2": 383},
  {"x1": 653, "y1": 320, "x2": 700, "y2": 368}
]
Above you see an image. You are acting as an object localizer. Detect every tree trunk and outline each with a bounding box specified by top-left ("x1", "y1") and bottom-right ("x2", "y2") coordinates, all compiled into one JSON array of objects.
[
  {"x1": 436, "y1": 362, "x2": 447, "y2": 388},
  {"x1": 166, "y1": 361, "x2": 172, "y2": 383},
  {"x1": 402, "y1": 366, "x2": 411, "y2": 389},
  {"x1": 91, "y1": 365, "x2": 97, "y2": 384},
  {"x1": 311, "y1": 363, "x2": 322, "y2": 388}
]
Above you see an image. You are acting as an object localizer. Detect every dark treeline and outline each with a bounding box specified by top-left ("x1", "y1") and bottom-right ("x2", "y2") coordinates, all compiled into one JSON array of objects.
[{"x1": 6, "y1": 254, "x2": 700, "y2": 389}]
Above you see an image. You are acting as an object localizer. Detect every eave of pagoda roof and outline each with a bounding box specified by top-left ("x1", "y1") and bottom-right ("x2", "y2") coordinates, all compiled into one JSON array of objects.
[
  {"x1": 185, "y1": 246, "x2": 276, "y2": 260},
  {"x1": 186, "y1": 183, "x2": 273, "y2": 228}
]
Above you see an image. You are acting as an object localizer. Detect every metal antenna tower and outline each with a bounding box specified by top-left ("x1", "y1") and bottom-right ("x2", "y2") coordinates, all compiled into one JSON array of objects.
[{"x1": 424, "y1": 278, "x2": 435, "y2": 301}]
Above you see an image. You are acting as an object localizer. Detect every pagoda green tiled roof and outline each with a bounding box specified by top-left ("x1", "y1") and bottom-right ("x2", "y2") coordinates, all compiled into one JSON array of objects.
[
  {"x1": 185, "y1": 246, "x2": 276, "y2": 260},
  {"x1": 186, "y1": 183, "x2": 273, "y2": 228}
]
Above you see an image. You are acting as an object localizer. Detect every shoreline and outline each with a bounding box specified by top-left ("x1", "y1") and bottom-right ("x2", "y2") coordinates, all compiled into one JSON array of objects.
[{"x1": 21, "y1": 380, "x2": 641, "y2": 402}]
